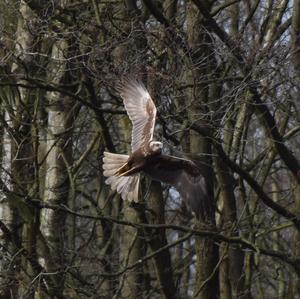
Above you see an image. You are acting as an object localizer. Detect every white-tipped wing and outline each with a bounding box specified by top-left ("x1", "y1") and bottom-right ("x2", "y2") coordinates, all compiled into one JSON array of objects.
[{"x1": 117, "y1": 79, "x2": 157, "y2": 152}]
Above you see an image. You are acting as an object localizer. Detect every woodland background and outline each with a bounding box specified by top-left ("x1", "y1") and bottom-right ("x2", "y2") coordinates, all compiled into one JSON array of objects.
[{"x1": 0, "y1": 0, "x2": 300, "y2": 298}]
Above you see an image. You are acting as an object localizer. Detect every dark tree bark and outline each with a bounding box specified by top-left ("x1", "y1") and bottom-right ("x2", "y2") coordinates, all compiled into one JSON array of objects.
[{"x1": 0, "y1": 0, "x2": 299, "y2": 298}]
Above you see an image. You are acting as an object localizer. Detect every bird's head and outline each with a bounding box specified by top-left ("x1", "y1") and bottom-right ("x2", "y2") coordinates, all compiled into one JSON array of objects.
[{"x1": 149, "y1": 141, "x2": 163, "y2": 153}]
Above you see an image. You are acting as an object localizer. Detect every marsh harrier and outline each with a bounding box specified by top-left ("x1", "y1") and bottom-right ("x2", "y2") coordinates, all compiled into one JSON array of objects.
[{"x1": 102, "y1": 79, "x2": 211, "y2": 219}]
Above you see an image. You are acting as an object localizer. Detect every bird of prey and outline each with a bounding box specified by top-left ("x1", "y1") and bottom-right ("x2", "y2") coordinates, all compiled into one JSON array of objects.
[{"x1": 102, "y1": 79, "x2": 211, "y2": 219}]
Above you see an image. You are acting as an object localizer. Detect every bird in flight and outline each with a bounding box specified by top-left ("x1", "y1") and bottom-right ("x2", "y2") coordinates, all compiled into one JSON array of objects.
[{"x1": 102, "y1": 79, "x2": 211, "y2": 219}]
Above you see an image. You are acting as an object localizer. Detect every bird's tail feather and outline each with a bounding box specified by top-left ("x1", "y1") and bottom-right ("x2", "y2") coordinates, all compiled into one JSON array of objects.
[{"x1": 103, "y1": 152, "x2": 139, "y2": 202}]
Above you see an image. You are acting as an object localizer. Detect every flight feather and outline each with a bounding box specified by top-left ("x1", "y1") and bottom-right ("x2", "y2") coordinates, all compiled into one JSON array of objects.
[{"x1": 117, "y1": 79, "x2": 157, "y2": 152}]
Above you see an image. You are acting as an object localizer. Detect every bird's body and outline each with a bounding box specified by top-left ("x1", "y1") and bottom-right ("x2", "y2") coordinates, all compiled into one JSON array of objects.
[
  {"x1": 102, "y1": 79, "x2": 211, "y2": 219},
  {"x1": 114, "y1": 144, "x2": 161, "y2": 177}
]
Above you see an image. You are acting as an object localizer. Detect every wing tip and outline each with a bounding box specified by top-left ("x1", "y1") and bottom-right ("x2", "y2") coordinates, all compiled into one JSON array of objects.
[{"x1": 116, "y1": 76, "x2": 147, "y2": 95}]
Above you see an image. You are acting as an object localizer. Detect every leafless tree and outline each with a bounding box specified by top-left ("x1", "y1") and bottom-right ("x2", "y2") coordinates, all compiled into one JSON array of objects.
[{"x1": 0, "y1": 0, "x2": 299, "y2": 298}]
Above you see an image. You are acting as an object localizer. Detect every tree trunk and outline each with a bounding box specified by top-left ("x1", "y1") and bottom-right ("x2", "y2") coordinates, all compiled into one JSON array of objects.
[
  {"x1": 143, "y1": 180, "x2": 177, "y2": 299},
  {"x1": 39, "y1": 38, "x2": 74, "y2": 298},
  {"x1": 0, "y1": 2, "x2": 37, "y2": 297},
  {"x1": 111, "y1": 2, "x2": 149, "y2": 298},
  {"x1": 186, "y1": 3, "x2": 219, "y2": 298},
  {"x1": 292, "y1": 0, "x2": 300, "y2": 297},
  {"x1": 0, "y1": 110, "x2": 20, "y2": 298}
]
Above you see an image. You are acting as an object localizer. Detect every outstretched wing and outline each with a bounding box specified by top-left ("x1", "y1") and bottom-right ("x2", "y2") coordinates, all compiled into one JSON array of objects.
[
  {"x1": 144, "y1": 155, "x2": 213, "y2": 220},
  {"x1": 117, "y1": 79, "x2": 157, "y2": 152}
]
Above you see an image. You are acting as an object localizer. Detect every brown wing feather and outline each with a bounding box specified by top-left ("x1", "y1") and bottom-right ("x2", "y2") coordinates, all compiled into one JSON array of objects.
[
  {"x1": 117, "y1": 79, "x2": 157, "y2": 152},
  {"x1": 144, "y1": 155, "x2": 213, "y2": 220}
]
